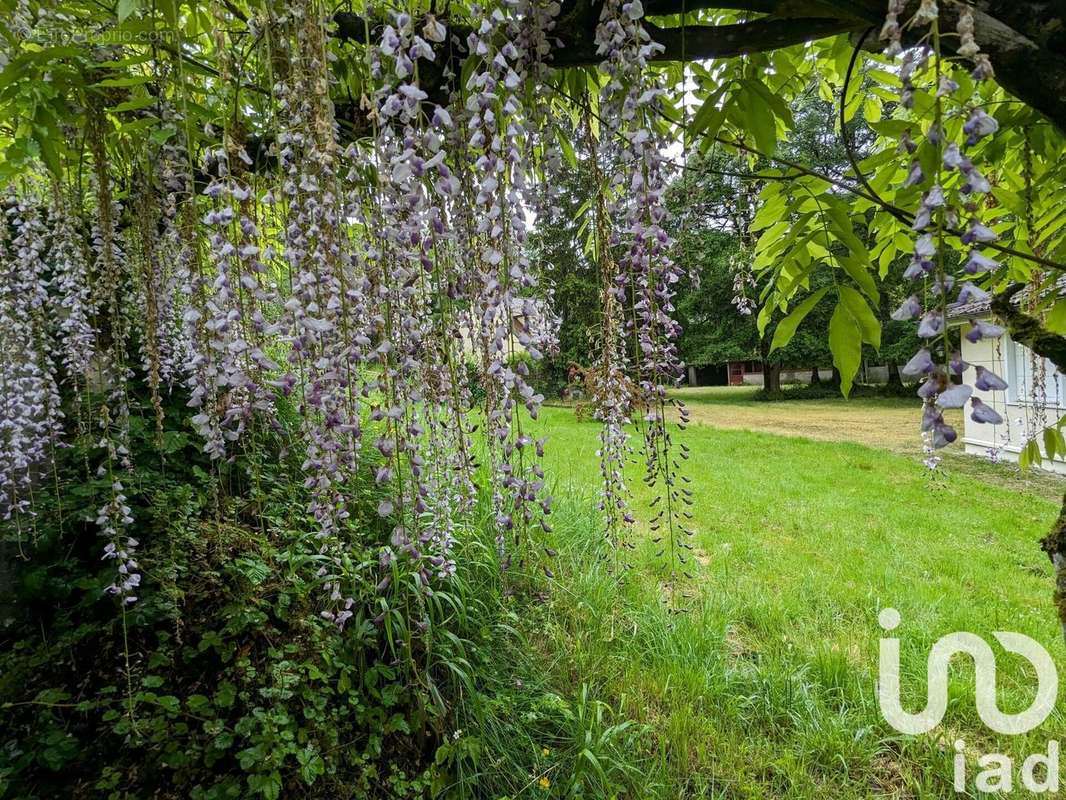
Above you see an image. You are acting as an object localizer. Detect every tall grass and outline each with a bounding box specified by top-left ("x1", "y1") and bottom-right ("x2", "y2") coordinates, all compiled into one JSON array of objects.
[{"x1": 448, "y1": 407, "x2": 1065, "y2": 798}]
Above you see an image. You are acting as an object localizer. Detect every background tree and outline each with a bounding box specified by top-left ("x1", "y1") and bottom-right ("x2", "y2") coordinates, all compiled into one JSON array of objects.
[{"x1": 668, "y1": 151, "x2": 836, "y2": 392}]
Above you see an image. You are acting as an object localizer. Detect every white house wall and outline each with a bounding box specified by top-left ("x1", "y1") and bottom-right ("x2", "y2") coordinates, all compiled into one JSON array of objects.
[{"x1": 959, "y1": 329, "x2": 1066, "y2": 474}]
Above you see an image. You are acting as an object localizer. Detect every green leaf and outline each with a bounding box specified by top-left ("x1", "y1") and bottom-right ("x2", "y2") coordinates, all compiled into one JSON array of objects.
[
  {"x1": 1046, "y1": 300, "x2": 1066, "y2": 335},
  {"x1": 769, "y1": 286, "x2": 830, "y2": 352},
  {"x1": 214, "y1": 682, "x2": 237, "y2": 709},
  {"x1": 298, "y1": 747, "x2": 325, "y2": 784},
  {"x1": 117, "y1": 0, "x2": 140, "y2": 21},
  {"x1": 750, "y1": 187, "x2": 786, "y2": 232},
  {"x1": 557, "y1": 131, "x2": 577, "y2": 168},
  {"x1": 1020, "y1": 438, "x2": 1041, "y2": 470},
  {"x1": 836, "y1": 250, "x2": 879, "y2": 303},
  {"x1": 1044, "y1": 428, "x2": 1058, "y2": 461},
  {"x1": 868, "y1": 69, "x2": 902, "y2": 88},
  {"x1": 740, "y1": 78, "x2": 793, "y2": 128},
  {"x1": 823, "y1": 200, "x2": 868, "y2": 255},
  {"x1": 155, "y1": 695, "x2": 181, "y2": 714},
  {"x1": 868, "y1": 119, "x2": 911, "y2": 138},
  {"x1": 756, "y1": 302, "x2": 774, "y2": 337},
  {"x1": 838, "y1": 285, "x2": 881, "y2": 349},
  {"x1": 118, "y1": 116, "x2": 160, "y2": 134},
  {"x1": 990, "y1": 186, "x2": 1026, "y2": 217},
  {"x1": 32, "y1": 126, "x2": 62, "y2": 176},
  {"x1": 186, "y1": 694, "x2": 212, "y2": 714},
  {"x1": 829, "y1": 301, "x2": 862, "y2": 397},
  {"x1": 747, "y1": 95, "x2": 777, "y2": 156},
  {"x1": 877, "y1": 240, "x2": 897, "y2": 274},
  {"x1": 150, "y1": 124, "x2": 177, "y2": 144},
  {"x1": 92, "y1": 75, "x2": 152, "y2": 88},
  {"x1": 689, "y1": 85, "x2": 727, "y2": 138},
  {"x1": 110, "y1": 96, "x2": 158, "y2": 114},
  {"x1": 248, "y1": 771, "x2": 282, "y2": 800}
]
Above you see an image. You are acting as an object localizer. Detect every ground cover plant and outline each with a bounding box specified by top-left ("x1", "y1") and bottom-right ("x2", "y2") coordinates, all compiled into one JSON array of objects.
[{"x1": 1, "y1": 0, "x2": 1066, "y2": 796}]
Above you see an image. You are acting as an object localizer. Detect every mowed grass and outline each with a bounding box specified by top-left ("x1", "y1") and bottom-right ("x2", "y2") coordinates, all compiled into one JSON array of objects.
[
  {"x1": 672, "y1": 385, "x2": 936, "y2": 452},
  {"x1": 503, "y1": 399, "x2": 1066, "y2": 798},
  {"x1": 668, "y1": 385, "x2": 1065, "y2": 501}
]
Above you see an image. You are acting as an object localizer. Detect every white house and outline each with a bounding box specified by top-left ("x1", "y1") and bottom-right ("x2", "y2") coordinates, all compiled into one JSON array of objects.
[{"x1": 950, "y1": 293, "x2": 1066, "y2": 473}]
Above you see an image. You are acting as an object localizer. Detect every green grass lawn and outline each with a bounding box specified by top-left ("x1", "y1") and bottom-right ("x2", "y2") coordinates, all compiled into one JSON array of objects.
[
  {"x1": 484, "y1": 399, "x2": 1066, "y2": 798},
  {"x1": 666, "y1": 385, "x2": 1064, "y2": 501}
]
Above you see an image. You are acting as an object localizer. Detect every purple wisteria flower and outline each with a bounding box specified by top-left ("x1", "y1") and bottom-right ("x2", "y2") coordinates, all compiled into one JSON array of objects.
[
  {"x1": 964, "y1": 249, "x2": 999, "y2": 274},
  {"x1": 903, "y1": 160, "x2": 924, "y2": 188},
  {"x1": 936, "y1": 383, "x2": 972, "y2": 409},
  {"x1": 931, "y1": 420, "x2": 958, "y2": 448},
  {"x1": 974, "y1": 365, "x2": 1008, "y2": 391},
  {"x1": 963, "y1": 109, "x2": 999, "y2": 145},
  {"x1": 891, "y1": 295, "x2": 922, "y2": 321},
  {"x1": 970, "y1": 397, "x2": 1004, "y2": 424},
  {"x1": 961, "y1": 219, "x2": 997, "y2": 245},
  {"x1": 955, "y1": 282, "x2": 990, "y2": 305},
  {"x1": 917, "y1": 311, "x2": 944, "y2": 339},
  {"x1": 950, "y1": 351, "x2": 969, "y2": 376},
  {"x1": 965, "y1": 319, "x2": 1005, "y2": 343},
  {"x1": 98, "y1": 477, "x2": 139, "y2": 604},
  {"x1": 902, "y1": 348, "x2": 935, "y2": 378}
]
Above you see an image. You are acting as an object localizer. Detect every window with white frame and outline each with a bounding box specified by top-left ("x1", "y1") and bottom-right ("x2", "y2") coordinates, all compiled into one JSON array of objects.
[{"x1": 1005, "y1": 336, "x2": 1064, "y2": 407}]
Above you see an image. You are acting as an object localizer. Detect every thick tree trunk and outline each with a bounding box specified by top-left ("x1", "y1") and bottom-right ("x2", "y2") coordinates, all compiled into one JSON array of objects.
[
  {"x1": 1039, "y1": 495, "x2": 1066, "y2": 646},
  {"x1": 886, "y1": 362, "x2": 902, "y2": 386},
  {"x1": 762, "y1": 362, "x2": 781, "y2": 393},
  {"x1": 811, "y1": 366, "x2": 821, "y2": 385},
  {"x1": 992, "y1": 285, "x2": 1066, "y2": 644}
]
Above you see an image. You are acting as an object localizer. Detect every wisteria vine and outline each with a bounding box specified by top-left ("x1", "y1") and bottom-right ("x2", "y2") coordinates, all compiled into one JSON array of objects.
[
  {"x1": 883, "y1": 0, "x2": 1009, "y2": 461},
  {"x1": 0, "y1": 0, "x2": 702, "y2": 630}
]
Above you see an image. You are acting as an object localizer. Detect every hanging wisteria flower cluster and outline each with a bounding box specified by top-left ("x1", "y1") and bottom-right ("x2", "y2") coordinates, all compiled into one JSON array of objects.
[
  {"x1": 595, "y1": 0, "x2": 694, "y2": 575},
  {"x1": 50, "y1": 192, "x2": 97, "y2": 383},
  {"x1": 459, "y1": 0, "x2": 558, "y2": 568},
  {"x1": 0, "y1": 0, "x2": 712, "y2": 628},
  {"x1": 97, "y1": 464, "x2": 139, "y2": 604},
  {"x1": 86, "y1": 116, "x2": 143, "y2": 604},
  {"x1": 589, "y1": 179, "x2": 636, "y2": 541},
  {"x1": 730, "y1": 246, "x2": 757, "y2": 316},
  {"x1": 188, "y1": 146, "x2": 281, "y2": 460},
  {"x1": 0, "y1": 193, "x2": 62, "y2": 522},
  {"x1": 362, "y1": 9, "x2": 472, "y2": 589},
  {"x1": 148, "y1": 145, "x2": 193, "y2": 393},
  {"x1": 882, "y1": 0, "x2": 1008, "y2": 459},
  {"x1": 268, "y1": 0, "x2": 368, "y2": 626}
]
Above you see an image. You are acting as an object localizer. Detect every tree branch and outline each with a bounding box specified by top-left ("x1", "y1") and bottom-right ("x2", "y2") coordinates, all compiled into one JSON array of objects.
[
  {"x1": 990, "y1": 284, "x2": 1066, "y2": 373},
  {"x1": 990, "y1": 282, "x2": 1066, "y2": 644},
  {"x1": 817, "y1": 0, "x2": 1066, "y2": 133},
  {"x1": 638, "y1": 17, "x2": 860, "y2": 63},
  {"x1": 641, "y1": 0, "x2": 866, "y2": 19},
  {"x1": 642, "y1": 0, "x2": 778, "y2": 15},
  {"x1": 334, "y1": 2, "x2": 1066, "y2": 133},
  {"x1": 333, "y1": 10, "x2": 860, "y2": 63}
]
